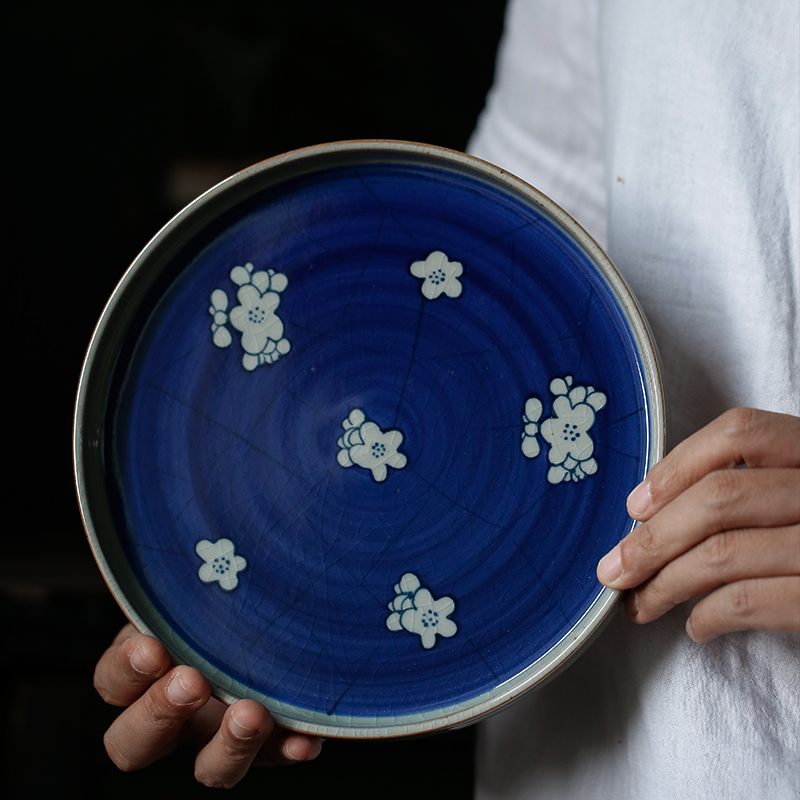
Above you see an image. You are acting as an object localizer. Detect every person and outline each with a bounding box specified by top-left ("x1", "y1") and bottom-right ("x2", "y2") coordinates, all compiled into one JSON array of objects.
[
  {"x1": 467, "y1": 2, "x2": 799, "y2": 798},
  {"x1": 93, "y1": 0, "x2": 799, "y2": 794}
]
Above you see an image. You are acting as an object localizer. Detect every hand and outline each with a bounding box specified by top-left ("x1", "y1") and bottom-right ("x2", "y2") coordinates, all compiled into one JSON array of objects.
[
  {"x1": 94, "y1": 624, "x2": 323, "y2": 788},
  {"x1": 597, "y1": 408, "x2": 800, "y2": 642}
]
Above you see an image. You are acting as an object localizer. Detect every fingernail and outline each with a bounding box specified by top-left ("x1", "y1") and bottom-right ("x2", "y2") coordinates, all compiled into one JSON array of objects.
[
  {"x1": 284, "y1": 737, "x2": 314, "y2": 762},
  {"x1": 166, "y1": 672, "x2": 198, "y2": 705},
  {"x1": 229, "y1": 709, "x2": 258, "y2": 740},
  {"x1": 130, "y1": 646, "x2": 159, "y2": 675},
  {"x1": 597, "y1": 543, "x2": 623, "y2": 584},
  {"x1": 626, "y1": 591, "x2": 639, "y2": 618},
  {"x1": 627, "y1": 481, "x2": 652, "y2": 517},
  {"x1": 685, "y1": 617, "x2": 715, "y2": 644}
]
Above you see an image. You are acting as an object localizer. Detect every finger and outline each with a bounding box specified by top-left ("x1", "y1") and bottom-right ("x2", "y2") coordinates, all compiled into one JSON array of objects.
[
  {"x1": 103, "y1": 666, "x2": 211, "y2": 772},
  {"x1": 94, "y1": 625, "x2": 172, "y2": 707},
  {"x1": 186, "y1": 699, "x2": 323, "y2": 769},
  {"x1": 686, "y1": 576, "x2": 800, "y2": 642},
  {"x1": 626, "y1": 525, "x2": 800, "y2": 623},
  {"x1": 193, "y1": 701, "x2": 275, "y2": 789},
  {"x1": 599, "y1": 468, "x2": 800, "y2": 589},
  {"x1": 626, "y1": 409, "x2": 800, "y2": 521},
  {"x1": 252, "y1": 730, "x2": 324, "y2": 768}
]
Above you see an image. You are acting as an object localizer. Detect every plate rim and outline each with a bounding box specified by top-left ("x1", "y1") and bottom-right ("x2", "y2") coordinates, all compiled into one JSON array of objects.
[{"x1": 73, "y1": 139, "x2": 665, "y2": 737}]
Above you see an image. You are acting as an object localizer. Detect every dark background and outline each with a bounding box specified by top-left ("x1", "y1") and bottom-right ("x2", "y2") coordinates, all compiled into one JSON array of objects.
[{"x1": 6, "y1": 2, "x2": 507, "y2": 796}]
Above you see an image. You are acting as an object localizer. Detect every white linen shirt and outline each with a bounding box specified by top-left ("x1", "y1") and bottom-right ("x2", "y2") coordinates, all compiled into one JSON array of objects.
[{"x1": 468, "y1": 1, "x2": 800, "y2": 797}]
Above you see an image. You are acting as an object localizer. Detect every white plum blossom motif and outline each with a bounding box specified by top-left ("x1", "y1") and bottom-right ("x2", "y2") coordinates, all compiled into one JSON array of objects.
[
  {"x1": 196, "y1": 538, "x2": 247, "y2": 591},
  {"x1": 520, "y1": 396, "x2": 543, "y2": 459},
  {"x1": 386, "y1": 573, "x2": 457, "y2": 649},
  {"x1": 409, "y1": 250, "x2": 463, "y2": 300},
  {"x1": 209, "y1": 262, "x2": 290, "y2": 370},
  {"x1": 337, "y1": 409, "x2": 407, "y2": 482},
  {"x1": 209, "y1": 289, "x2": 232, "y2": 348},
  {"x1": 537, "y1": 376, "x2": 607, "y2": 484}
]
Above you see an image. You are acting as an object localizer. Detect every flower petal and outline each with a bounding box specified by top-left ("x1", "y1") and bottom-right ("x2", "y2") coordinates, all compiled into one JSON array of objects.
[
  {"x1": 229, "y1": 305, "x2": 248, "y2": 332},
  {"x1": 347, "y1": 408, "x2": 366, "y2": 428},
  {"x1": 421, "y1": 280, "x2": 440, "y2": 300},
  {"x1": 540, "y1": 420, "x2": 558, "y2": 448},
  {"x1": 432, "y1": 595, "x2": 455, "y2": 616},
  {"x1": 261, "y1": 315, "x2": 285, "y2": 342},
  {"x1": 572, "y1": 436, "x2": 595, "y2": 461},
  {"x1": 398, "y1": 573, "x2": 420, "y2": 594},
  {"x1": 386, "y1": 612, "x2": 403, "y2": 631},
  {"x1": 581, "y1": 457, "x2": 598, "y2": 475},
  {"x1": 586, "y1": 391, "x2": 607, "y2": 412},
  {"x1": 371, "y1": 463, "x2": 388, "y2": 482},
  {"x1": 547, "y1": 465, "x2": 567, "y2": 484},
  {"x1": 251, "y1": 270, "x2": 272, "y2": 293},
  {"x1": 522, "y1": 435, "x2": 540, "y2": 459},
  {"x1": 400, "y1": 609, "x2": 416, "y2": 633},
  {"x1": 230, "y1": 265, "x2": 252, "y2": 285},
  {"x1": 213, "y1": 326, "x2": 232, "y2": 348},
  {"x1": 210, "y1": 289, "x2": 229, "y2": 311},
  {"x1": 443, "y1": 278, "x2": 463, "y2": 298},
  {"x1": 358, "y1": 422, "x2": 380, "y2": 446},
  {"x1": 568, "y1": 386, "x2": 587, "y2": 405},
  {"x1": 386, "y1": 451, "x2": 407, "y2": 469},
  {"x1": 420, "y1": 628, "x2": 437, "y2": 649},
  {"x1": 524, "y1": 397, "x2": 543, "y2": 423},
  {"x1": 270, "y1": 271, "x2": 288, "y2": 293},
  {"x1": 215, "y1": 539, "x2": 235, "y2": 556},
  {"x1": 241, "y1": 330, "x2": 269, "y2": 355},
  {"x1": 196, "y1": 539, "x2": 217, "y2": 558},
  {"x1": 234, "y1": 283, "x2": 262, "y2": 307},
  {"x1": 552, "y1": 396, "x2": 574, "y2": 418},
  {"x1": 213, "y1": 327, "x2": 233, "y2": 347},
  {"x1": 219, "y1": 573, "x2": 239, "y2": 591},
  {"x1": 428, "y1": 251, "x2": 447, "y2": 270},
  {"x1": 412, "y1": 588, "x2": 434, "y2": 610}
]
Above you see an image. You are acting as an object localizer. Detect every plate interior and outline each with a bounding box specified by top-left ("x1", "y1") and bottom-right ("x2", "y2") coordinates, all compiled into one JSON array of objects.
[{"x1": 92, "y1": 155, "x2": 652, "y2": 731}]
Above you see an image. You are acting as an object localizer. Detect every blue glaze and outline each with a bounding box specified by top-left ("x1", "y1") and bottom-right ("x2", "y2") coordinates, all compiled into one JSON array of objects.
[{"x1": 110, "y1": 161, "x2": 648, "y2": 720}]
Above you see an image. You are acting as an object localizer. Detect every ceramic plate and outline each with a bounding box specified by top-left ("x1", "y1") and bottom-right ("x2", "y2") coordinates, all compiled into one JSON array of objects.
[{"x1": 74, "y1": 141, "x2": 664, "y2": 737}]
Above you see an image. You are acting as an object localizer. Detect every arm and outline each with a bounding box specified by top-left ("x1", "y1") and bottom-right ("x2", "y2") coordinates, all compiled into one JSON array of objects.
[
  {"x1": 94, "y1": 624, "x2": 323, "y2": 788},
  {"x1": 597, "y1": 408, "x2": 800, "y2": 642}
]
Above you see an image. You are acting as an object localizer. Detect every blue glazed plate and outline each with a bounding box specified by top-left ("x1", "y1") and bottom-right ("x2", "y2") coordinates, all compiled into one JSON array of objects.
[{"x1": 74, "y1": 141, "x2": 664, "y2": 737}]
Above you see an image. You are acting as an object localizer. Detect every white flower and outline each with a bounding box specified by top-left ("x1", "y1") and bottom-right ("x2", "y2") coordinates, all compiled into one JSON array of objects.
[
  {"x1": 386, "y1": 573, "x2": 457, "y2": 649},
  {"x1": 208, "y1": 289, "x2": 232, "y2": 348},
  {"x1": 409, "y1": 250, "x2": 463, "y2": 300},
  {"x1": 227, "y1": 264, "x2": 290, "y2": 370},
  {"x1": 521, "y1": 396, "x2": 543, "y2": 459},
  {"x1": 208, "y1": 262, "x2": 290, "y2": 370},
  {"x1": 336, "y1": 409, "x2": 407, "y2": 482},
  {"x1": 539, "y1": 376, "x2": 607, "y2": 484},
  {"x1": 230, "y1": 262, "x2": 288, "y2": 295},
  {"x1": 196, "y1": 538, "x2": 247, "y2": 591}
]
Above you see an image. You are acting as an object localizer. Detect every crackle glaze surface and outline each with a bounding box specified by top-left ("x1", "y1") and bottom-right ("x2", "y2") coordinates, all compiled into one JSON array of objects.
[{"x1": 79, "y1": 145, "x2": 660, "y2": 735}]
